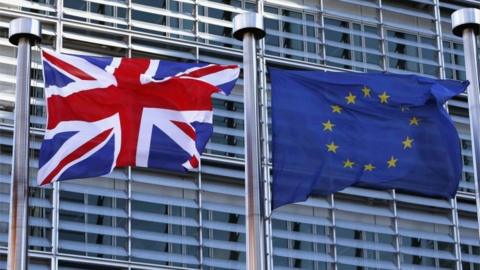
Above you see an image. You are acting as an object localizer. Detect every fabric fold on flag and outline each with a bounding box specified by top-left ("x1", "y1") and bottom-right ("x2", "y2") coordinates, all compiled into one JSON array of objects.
[
  {"x1": 38, "y1": 49, "x2": 239, "y2": 185},
  {"x1": 270, "y1": 68, "x2": 468, "y2": 209}
]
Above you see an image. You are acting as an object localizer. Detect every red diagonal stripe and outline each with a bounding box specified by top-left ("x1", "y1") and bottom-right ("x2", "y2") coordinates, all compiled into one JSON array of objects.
[
  {"x1": 185, "y1": 65, "x2": 238, "y2": 79},
  {"x1": 172, "y1": 120, "x2": 196, "y2": 140},
  {"x1": 40, "y1": 128, "x2": 113, "y2": 185},
  {"x1": 42, "y1": 51, "x2": 96, "y2": 81},
  {"x1": 189, "y1": 155, "x2": 199, "y2": 169}
]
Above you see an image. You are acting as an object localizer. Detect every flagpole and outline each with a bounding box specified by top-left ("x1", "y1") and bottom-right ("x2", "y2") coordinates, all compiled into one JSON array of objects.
[
  {"x1": 232, "y1": 13, "x2": 266, "y2": 270},
  {"x1": 451, "y1": 8, "x2": 480, "y2": 240},
  {"x1": 7, "y1": 17, "x2": 41, "y2": 270}
]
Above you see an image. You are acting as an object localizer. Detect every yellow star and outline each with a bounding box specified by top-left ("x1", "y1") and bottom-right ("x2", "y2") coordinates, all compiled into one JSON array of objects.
[
  {"x1": 364, "y1": 163, "x2": 375, "y2": 171},
  {"x1": 362, "y1": 86, "x2": 371, "y2": 97},
  {"x1": 402, "y1": 136, "x2": 414, "y2": 149},
  {"x1": 322, "y1": 120, "x2": 335, "y2": 132},
  {"x1": 343, "y1": 159, "x2": 355, "y2": 168},
  {"x1": 326, "y1": 142, "x2": 339, "y2": 153},
  {"x1": 409, "y1": 116, "x2": 419, "y2": 126},
  {"x1": 387, "y1": 156, "x2": 398, "y2": 168},
  {"x1": 378, "y1": 91, "x2": 390, "y2": 104},
  {"x1": 345, "y1": 92, "x2": 356, "y2": 104},
  {"x1": 331, "y1": 105, "x2": 342, "y2": 114}
]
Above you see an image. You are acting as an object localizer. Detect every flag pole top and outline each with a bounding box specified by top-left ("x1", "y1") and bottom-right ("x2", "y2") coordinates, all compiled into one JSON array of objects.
[
  {"x1": 233, "y1": 13, "x2": 265, "y2": 41},
  {"x1": 9, "y1": 17, "x2": 41, "y2": 46},
  {"x1": 451, "y1": 8, "x2": 480, "y2": 37}
]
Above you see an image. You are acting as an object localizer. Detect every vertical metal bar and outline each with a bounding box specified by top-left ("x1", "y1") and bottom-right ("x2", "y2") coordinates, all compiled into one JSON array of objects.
[
  {"x1": 8, "y1": 37, "x2": 33, "y2": 270},
  {"x1": 243, "y1": 31, "x2": 266, "y2": 270},
  {"x1": 256, "y1": 1, "x2": 273, "y2": 270},
  {"x1": 126, "y1": 166, "x2": 132, "y2": 261},
  {"x1": 320, "y1": 0, "x2": 326, "y2": 64},
  {"x1": 391, "y1": 190, "x2": 401, "y2": 270},
  {"x1": 330, "y1": 194, "x2": 337, "y2": 270},
  {"x1": 51, "y1": 180, "x2": 59, "y2": 264},
  {"x1": 461, "y1": 28, "x2": 480, "y2": 241},
  {"x1": 450, "y1": 198, "x2": 462, "y2": 270},
  {"x1": 378, "y1": 0, "x2": 387, "y2": 71},
  {"x1": 451, "y1": 7, "x2": 480, "y2": 247},
  {"x1": 433, "y1": 0, "x2": 445, "y2": 79},
  {"x1": 127, "y1": 0, "x2": 132, "y2": 32},
  {"x1": 126, "y1": 33, "x2": 133, "y2": 263},
  {"x1": 194, "y1": 0, "x2": 199, "y2": 43},
  {"x1": 435, "y1": 6, "x2": 463, "y2": 267},
  {"x1": 52, "y1": 5, "x2": 62, "y2": 264},
  {"x1": 7, "y1": 17, "x2": 41, "y2": 270},
  {"x1": 56, "y1": 0, "x2": 63, "y2": 49},
  {"x1": 233, "y1": 13, "x2": 265, "y2": 270},
  {"x1": 194, "y1": 46, "x2": 204, "y2": 269},
  {"x1": 197, "y1": 161, "x2": 204, "y2": 269}
]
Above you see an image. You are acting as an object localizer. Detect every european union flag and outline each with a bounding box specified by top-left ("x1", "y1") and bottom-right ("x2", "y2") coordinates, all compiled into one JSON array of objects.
[{"x1": 270, "y1": 68, "x2": 469, "y2": 209}]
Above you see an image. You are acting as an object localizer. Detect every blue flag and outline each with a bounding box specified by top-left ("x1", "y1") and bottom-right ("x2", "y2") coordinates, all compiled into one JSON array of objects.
[{"x1": 270, "y1": 68, "x2": 469, "y2": 209}]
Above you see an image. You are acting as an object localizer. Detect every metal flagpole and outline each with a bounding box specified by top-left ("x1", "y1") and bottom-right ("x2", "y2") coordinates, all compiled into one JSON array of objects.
[
  {"x1": 232, "y1": 13, "x2": 266, "y2": 270},
  {"x1": 7, "y1": 17, "x2": 41, "y2": 270},
  {"x1": 451, "y1": 8, "x2": 480, "y2": 240}
]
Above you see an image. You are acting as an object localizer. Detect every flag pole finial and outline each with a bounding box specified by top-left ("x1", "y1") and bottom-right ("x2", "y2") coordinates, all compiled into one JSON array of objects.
[
  {"x1": 7, "y1": 17, "x2": 41, "y2": 270},
  {"x1": 233, "y1": 12, "x2": 265, "y2": 41},
  {"x1": 451, "y1": 8, "x2": 480, "y2": 36},
  {"x1": 9, "y1": 17, "x2": 41, "y2": 45}
]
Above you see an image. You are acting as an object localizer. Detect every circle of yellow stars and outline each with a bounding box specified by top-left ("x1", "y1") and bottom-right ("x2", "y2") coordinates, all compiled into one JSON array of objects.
[{"x1": 322, "y1": 86, "x2": 420, "y2": 172}]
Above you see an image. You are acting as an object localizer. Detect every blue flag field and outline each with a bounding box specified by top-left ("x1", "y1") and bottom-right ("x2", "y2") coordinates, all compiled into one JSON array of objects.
[{"x1": 270, "y1": 68, "x2": 469, "y2": 209}]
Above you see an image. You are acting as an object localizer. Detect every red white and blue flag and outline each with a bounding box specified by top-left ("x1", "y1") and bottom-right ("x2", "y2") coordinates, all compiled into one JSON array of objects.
[{"x1": 38, "y1": 49, "x2": 239, "y2": 185}]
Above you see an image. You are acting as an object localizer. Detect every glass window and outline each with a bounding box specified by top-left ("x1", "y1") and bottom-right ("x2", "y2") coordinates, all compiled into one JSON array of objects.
[
  {"x1": 130, "y1": 176, "x2": 199, "y2": 268},
  {"x1": 325, "y1": 18, "x2": 382, "y2": 71},
  {"x1": 63, "y1": 0, "x2": 127, "y2": 29},
  {"x1": 387, "y1": 30, "x2": 439, "y2": 76},
  {"x1": 264, "y1": 6, "x2": 321, "y2": 62},
  {"x1": 443, "y1": 41, "x2": 466, "y2": 80}
]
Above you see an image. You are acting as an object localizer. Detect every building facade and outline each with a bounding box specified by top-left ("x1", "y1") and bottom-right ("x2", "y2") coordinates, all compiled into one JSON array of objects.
[{"x1": 0, "y1": 0, "x2": 479, "y2": 269}]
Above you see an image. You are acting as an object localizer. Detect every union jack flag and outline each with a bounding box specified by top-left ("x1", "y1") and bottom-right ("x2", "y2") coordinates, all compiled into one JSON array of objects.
[{"x1": 38, "y1": 49, "x2": 239, "y2": 185}]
